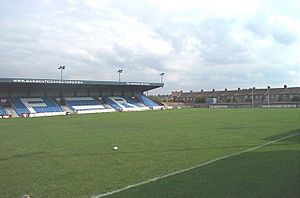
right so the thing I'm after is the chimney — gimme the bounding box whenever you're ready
[284,85,287,89]
[212,89,215,92]
[238,87,240,91]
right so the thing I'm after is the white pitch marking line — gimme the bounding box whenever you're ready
[91,132,300,198]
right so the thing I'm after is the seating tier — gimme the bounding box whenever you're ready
[138,95,160,107]
[0,106,6,116]
[11,97,63,115]
[64,97,107,111]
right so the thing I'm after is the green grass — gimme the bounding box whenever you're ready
[0,108,299,198]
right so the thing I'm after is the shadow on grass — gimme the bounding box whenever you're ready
[0,151,46,161]
[263,128,300,144]
[1,129,299,161]
[1,143,297,161]
[107,149,300,198]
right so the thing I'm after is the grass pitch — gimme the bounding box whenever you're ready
[0,108,299,198]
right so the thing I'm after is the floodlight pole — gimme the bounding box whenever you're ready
[117,69,123,82]
[58,65,66,82]
[160,72,165,83]
[251,87,254,108]
[60,69,63,81]
[267,86,270,108]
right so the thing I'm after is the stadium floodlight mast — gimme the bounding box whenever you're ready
[58,65,66,82]
[267,86,270,108]
[117,69,123,82]
[251,87,254,108]
[160,72,165,83]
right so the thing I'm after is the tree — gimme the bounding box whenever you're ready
[226,98,232,103]
[195,97,206,103]
[292,95,300,102]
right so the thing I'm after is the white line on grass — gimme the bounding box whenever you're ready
[91,132,300,198]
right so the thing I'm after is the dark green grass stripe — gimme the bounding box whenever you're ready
[106,135,300,198]
[93,133,300,198]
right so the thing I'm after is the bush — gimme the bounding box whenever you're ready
[195,97,206,103]
[226,98,232,103]
[245,98,252,102]
[292,95,300,102]
[149,96,162,102]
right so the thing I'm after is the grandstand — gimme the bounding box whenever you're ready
[11,97,64,115]
[0,98,9,117]
[105,96,149,111]
[64,97,115,114]
[138,95,162,110]
[0,78,164,118]
[0,106,6,116]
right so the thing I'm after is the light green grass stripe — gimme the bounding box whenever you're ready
[91,132,300,198]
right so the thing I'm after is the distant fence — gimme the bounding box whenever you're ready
[209,104,300,108]
[162,102,300,109]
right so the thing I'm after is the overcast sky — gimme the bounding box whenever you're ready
[0,0,299,94]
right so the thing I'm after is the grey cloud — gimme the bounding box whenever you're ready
[271,27,297,45]
[151,18,255,69]
[199,19,252,65]
[246,16,297,45]
[246,18,269,38]
[0,0,299,94]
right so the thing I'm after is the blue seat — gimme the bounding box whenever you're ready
[0,106,6,116]
[11,98,31,115]
[65,97,106,111]
[11,97,63,115]
[35,97,63,113]
[123,96,144,107]
[137,95,160,107]
[104,97,122,110]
